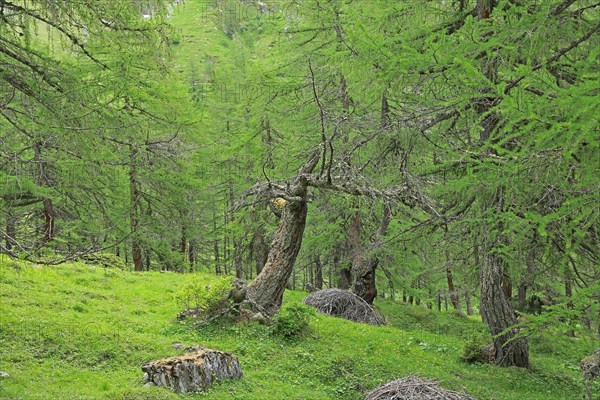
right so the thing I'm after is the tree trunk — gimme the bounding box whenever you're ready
[246,196,309,315]
[129,147,143,272]
[465,285,474,315]
[34,143,55,242]
[251,226,269,276]
[351,203,392,304]
[188,241,195,270]
[181,236,187,260]
[5,211,16,250]
[340,75,349,113]
[381,91,389,129]
[145,250,151,271]
[42,198,55,242]
[244,150,325,314]
[480,250,529,367]
[475,0,528,368]
[381,266,395,300]
[234,238,243,279]
[502,270,513,303]
[339,267,351,289]
[445,250,460,310]
[314,254,323,290]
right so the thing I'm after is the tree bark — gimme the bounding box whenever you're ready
[502,270,513,303]
[181,236,187,259]
[339,266,351,289]
[246,195,309,315]
[129,146,143,272]
[480,250,529,367]
[246,150,320,315]
[445,250,460,310]
[351,203,392,304]
[475,0,528,368]
[188,241,195,270]
[251,226,269,276]
[314,254,323,290]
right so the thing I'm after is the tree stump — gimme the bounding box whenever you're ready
[142,348,242,393]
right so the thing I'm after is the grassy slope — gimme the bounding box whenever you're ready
[1,258,597,400]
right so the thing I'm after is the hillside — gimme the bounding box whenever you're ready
[0,259,596,399]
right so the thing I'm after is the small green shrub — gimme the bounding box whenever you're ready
[175,275,233,320]
[462,332,493,363]
[272,302,315,338]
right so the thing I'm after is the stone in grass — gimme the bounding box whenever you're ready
[0,372,9,378]
[142,348,242,393]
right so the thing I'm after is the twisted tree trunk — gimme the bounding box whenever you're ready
[351,203,392,304]
[245,151,320,315]
[245,193,308,315]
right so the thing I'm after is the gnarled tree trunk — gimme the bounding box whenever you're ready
[245,151,320,315]
[351,203,392,304]
[246,194,308,315]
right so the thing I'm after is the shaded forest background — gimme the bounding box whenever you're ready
[1,0,598,370]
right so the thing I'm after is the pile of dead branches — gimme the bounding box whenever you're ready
[365,375,476,400]
[303,288,386,326]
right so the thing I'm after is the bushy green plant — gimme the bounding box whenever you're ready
[462,332,493,363]
[272,302,315,338]
[175,275,234,319]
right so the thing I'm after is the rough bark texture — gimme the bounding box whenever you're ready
[245,151,320,315]
[351,204,392,304]
[142,348,242,393]
[129,147,143,271]
[480,252,529,367]
[474,0,528,368]
[246,194,308,315]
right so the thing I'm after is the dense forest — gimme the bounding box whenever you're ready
[1,0,599,399]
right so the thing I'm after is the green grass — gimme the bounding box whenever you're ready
[0,258,597,399]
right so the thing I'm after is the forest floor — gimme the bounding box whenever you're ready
[0,258,597,400]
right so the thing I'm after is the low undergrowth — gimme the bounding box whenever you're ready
[0,258,596,399]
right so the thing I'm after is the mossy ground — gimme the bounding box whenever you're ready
[0,258,597,399]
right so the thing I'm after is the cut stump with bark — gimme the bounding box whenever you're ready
[142,348,242,393]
